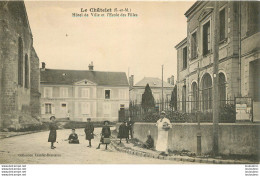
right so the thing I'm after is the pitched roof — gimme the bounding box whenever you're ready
[134,77,174,88]
[40,69,129,86]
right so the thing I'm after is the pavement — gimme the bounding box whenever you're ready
[110,136,257,164]
[0,128,189,164]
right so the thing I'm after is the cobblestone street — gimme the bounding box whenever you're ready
[0,128,189,164]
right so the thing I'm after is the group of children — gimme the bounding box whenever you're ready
[48,116,154,151]
[48,116,111,150]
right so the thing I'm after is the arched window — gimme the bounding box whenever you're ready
[219,72,226,107]
[24,54,29,88]
[18,37,23,86]
[182,85,186,112]
[191,82,198,112]
[202,73,212,111]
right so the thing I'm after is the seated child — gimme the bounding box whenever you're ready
[68,129,80,144]
[142,135,154,149]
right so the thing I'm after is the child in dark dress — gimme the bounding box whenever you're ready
[118,121,129,143]
[96,121,111,150]
[68,129,80,144]
[48,116,58,149]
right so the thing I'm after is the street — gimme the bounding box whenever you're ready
[0,128,188,164]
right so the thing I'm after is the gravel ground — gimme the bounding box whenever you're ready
[0,128,189,164]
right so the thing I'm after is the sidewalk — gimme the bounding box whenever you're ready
[110,136,257,164]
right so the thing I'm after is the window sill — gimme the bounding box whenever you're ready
[219,38,227,45]
[190,55,198,61]
[203,51,212,57]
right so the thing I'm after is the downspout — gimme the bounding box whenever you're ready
[238,1,242,97]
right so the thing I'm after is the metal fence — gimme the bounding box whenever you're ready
[118,98,236,123]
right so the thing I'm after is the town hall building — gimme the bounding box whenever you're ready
[175,1,259,121]
[40,62,129,122]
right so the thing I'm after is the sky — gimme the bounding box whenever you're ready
[25,1,195,84]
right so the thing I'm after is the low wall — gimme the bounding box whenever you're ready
[117,123,260,156]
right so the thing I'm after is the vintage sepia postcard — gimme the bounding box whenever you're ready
[0,0,259,171]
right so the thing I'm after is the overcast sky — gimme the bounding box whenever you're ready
[25,1,194,84]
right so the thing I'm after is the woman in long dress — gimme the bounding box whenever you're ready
[156,111,172,155]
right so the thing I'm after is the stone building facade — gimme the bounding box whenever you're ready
[40,63,129,122]
[0,1,41,129]
[175,1,259,120]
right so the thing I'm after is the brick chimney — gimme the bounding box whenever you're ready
[129,75,134,88]
[41,62,46,71]
[88,61,94,71]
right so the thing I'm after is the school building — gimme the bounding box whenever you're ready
[40,62,129,122]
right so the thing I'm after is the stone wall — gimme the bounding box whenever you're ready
[0,1,41,129]
[123,122,260,156]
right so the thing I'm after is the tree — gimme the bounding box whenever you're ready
[141,84,155,112]
[170,85,177,111]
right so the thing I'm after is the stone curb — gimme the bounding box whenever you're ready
[110,141,256,164]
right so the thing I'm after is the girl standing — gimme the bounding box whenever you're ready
[48,116,58,149]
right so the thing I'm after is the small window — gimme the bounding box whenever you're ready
[120,104,125,110]
[183,47,187,70]
[45,103,52,114]
[191,32,197,59]
[203,21,211,56]
[219,8,226,41]
[61,103,67,107]
[105,90,110,99]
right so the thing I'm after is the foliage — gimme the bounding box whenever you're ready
[219,103,236,122]
[141,84,155,112]
[7,122,49,132]
[169,85,177,111]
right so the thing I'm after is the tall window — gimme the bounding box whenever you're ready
[81,102,90,115]
[202,73,212,111]
[191,82,198,112]
[105,90,111,99]
[18,37,23,86]
[45,103,52,114]
[191,32,197,59]
[182,85,186,112]
[219,8,226,41]
[44,87,53,98]
[81,88,89,98]
[60,87,68,97]
[183,47,187,70]
[24,54,29,88]
[219,73,226,107]
[103,102,111,117]
[248,2,260,35]
[119,89,126,99]
[203,21,211,56]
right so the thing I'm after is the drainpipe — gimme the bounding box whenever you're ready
[238,1,242,97]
